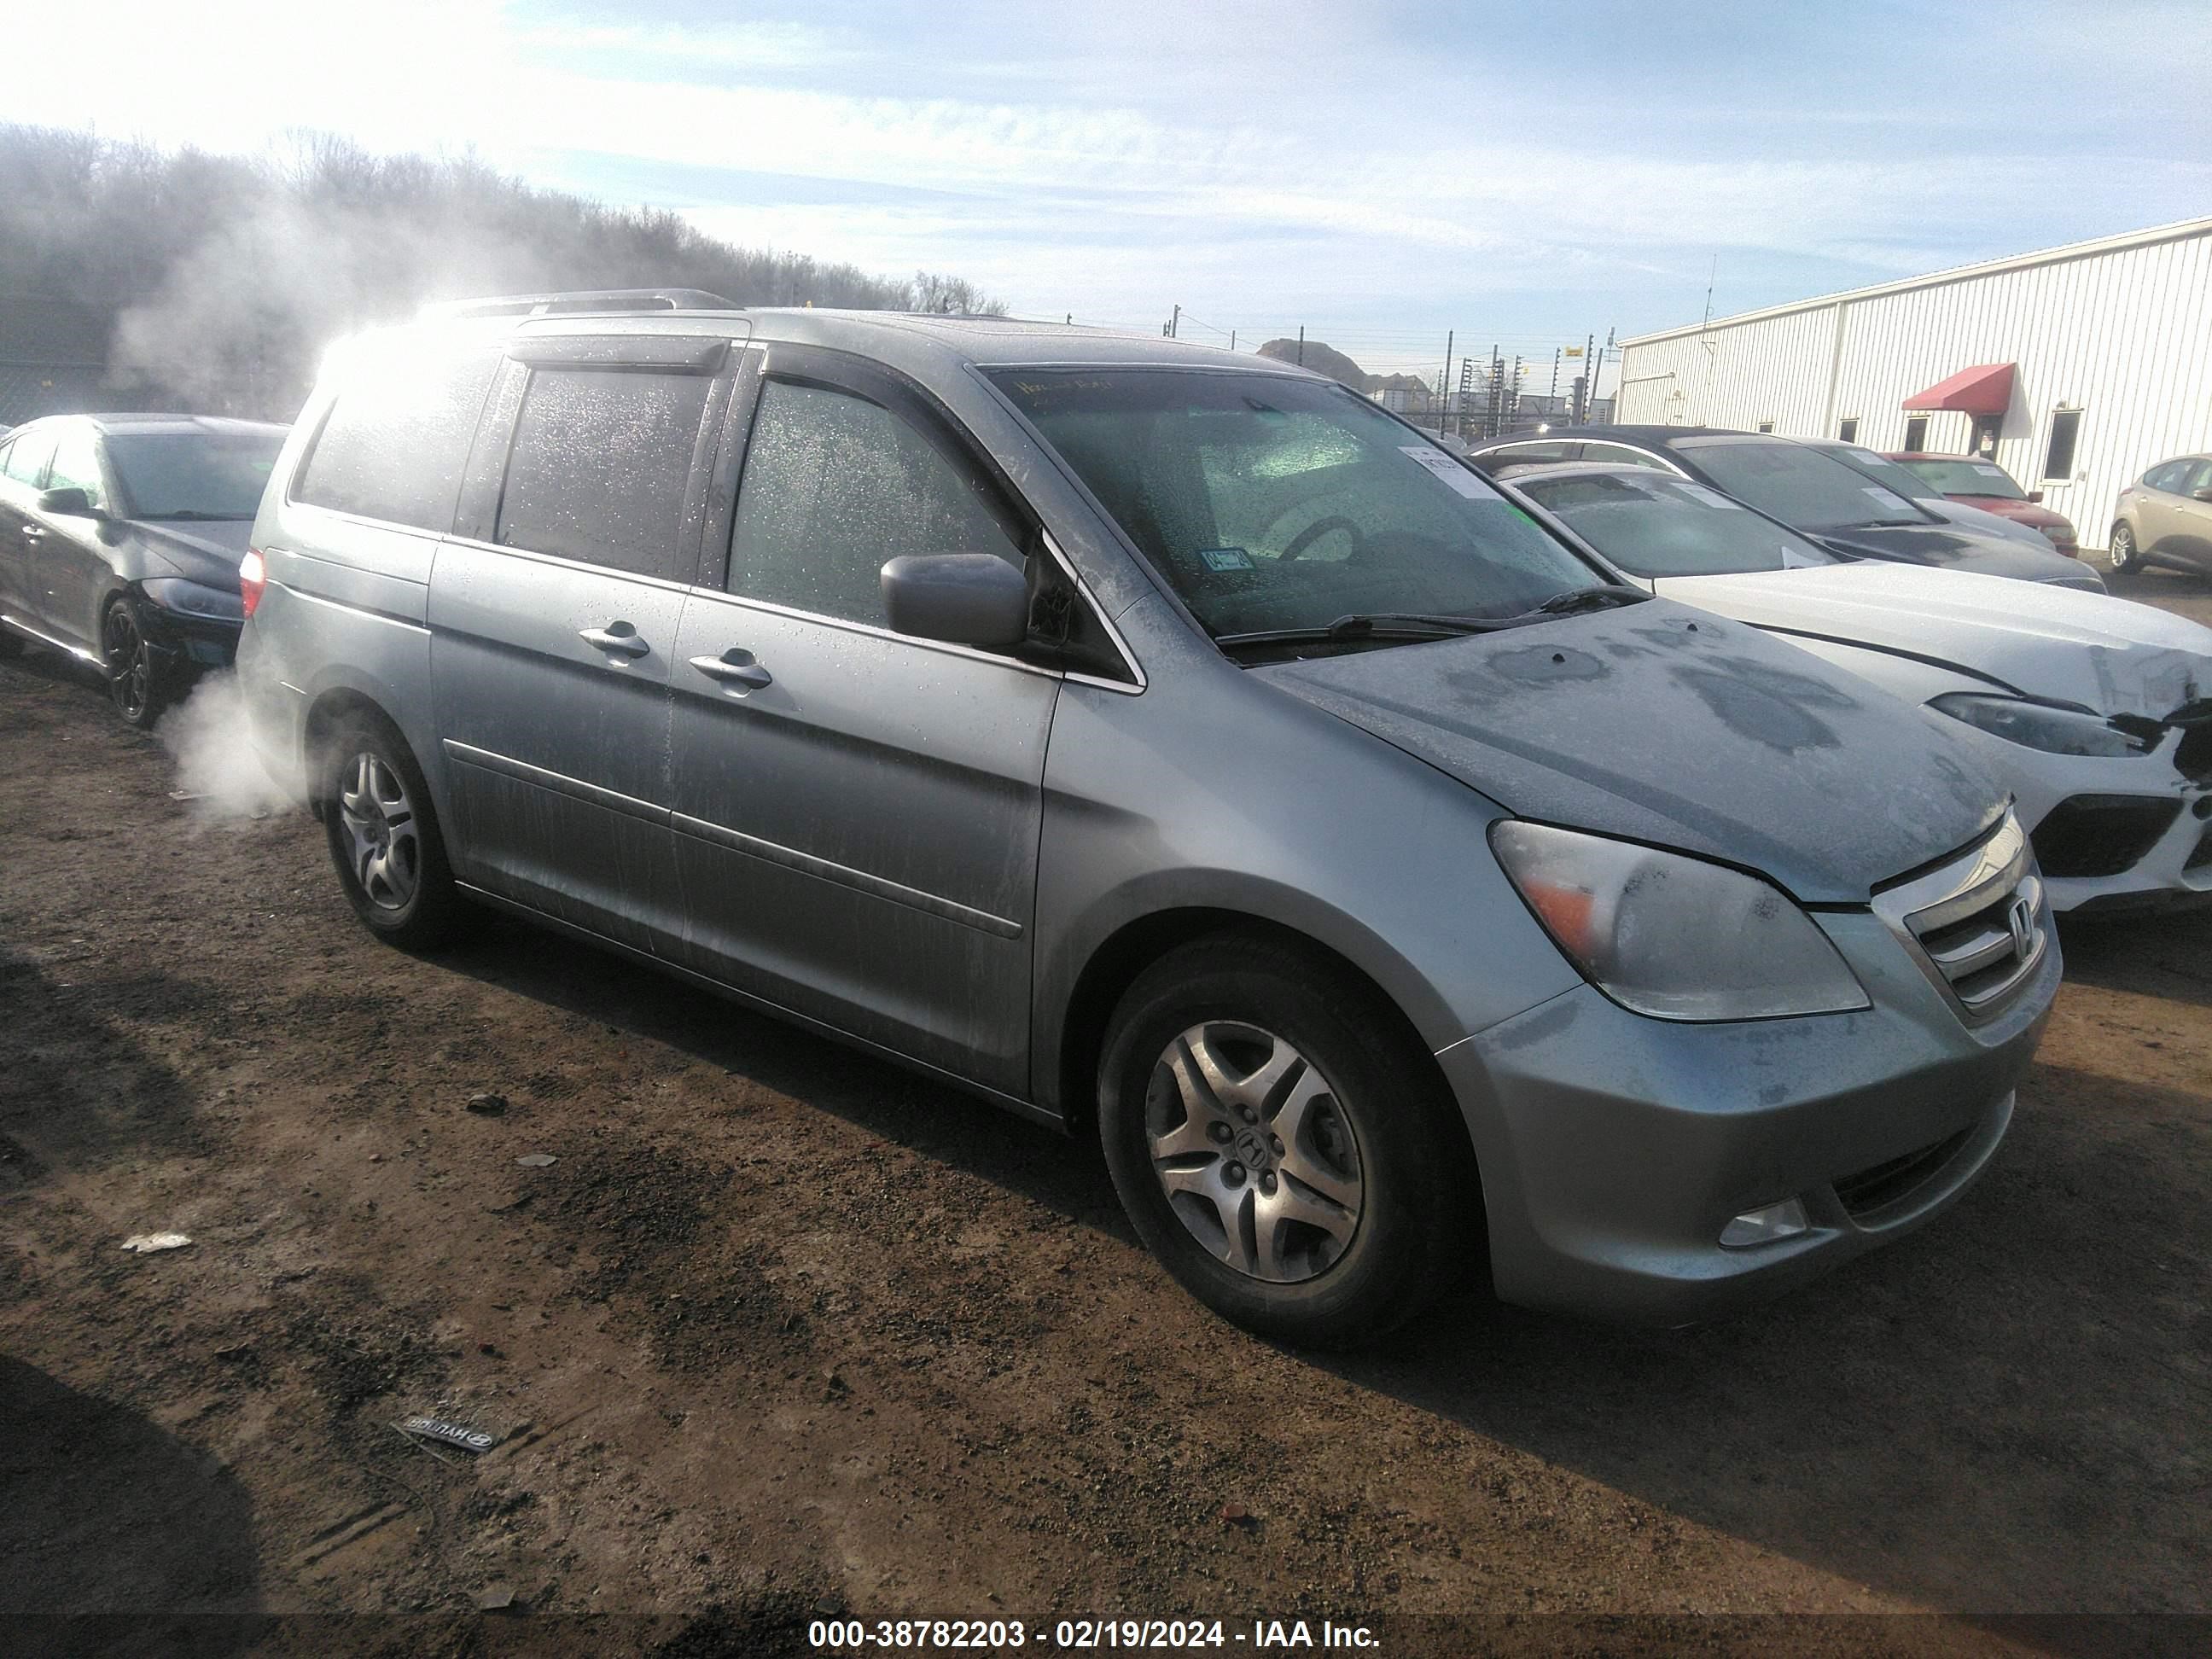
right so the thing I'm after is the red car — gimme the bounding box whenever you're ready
[1888,452,2079,554]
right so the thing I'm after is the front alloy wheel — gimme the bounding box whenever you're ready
[1146,1022,1364,1284]
[1097,934,1471,1347]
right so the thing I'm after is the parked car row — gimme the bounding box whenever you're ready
[2,300,2207,1348]
[1482,461,2212,913]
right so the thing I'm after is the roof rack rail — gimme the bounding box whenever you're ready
[422,288,738,320]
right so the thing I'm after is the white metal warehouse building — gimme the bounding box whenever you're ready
[1614,217,2212,554]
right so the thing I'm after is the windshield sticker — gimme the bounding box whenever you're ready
[1196,546,1254,571]
[1971,463,2008,479]
[1400,445,1490,499]
[1672,481,1743,510]
[1862,484,1913,511]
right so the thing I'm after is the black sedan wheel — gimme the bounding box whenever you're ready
[102,600,167,729]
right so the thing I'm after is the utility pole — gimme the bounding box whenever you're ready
[1163,304,1179,339]
[1295,325,1304,366]
[1229,330,1236,352]
[1440,330,1453,434]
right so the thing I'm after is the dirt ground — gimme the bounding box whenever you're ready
[2,568,2208,1658]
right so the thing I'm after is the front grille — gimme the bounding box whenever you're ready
[2031,794,2184,878]
[1871,813,2047,1024]
[1834,1126,1973,1218]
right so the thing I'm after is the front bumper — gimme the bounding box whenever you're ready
[1439,902,2058,1326]
[135,593,242,672]
[1947,726,2212,911]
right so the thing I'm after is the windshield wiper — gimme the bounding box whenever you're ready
[1215,612,1493,651]
[1217,591,1651,655]
[1527,584,1652,615]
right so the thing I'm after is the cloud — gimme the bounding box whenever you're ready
[13,0,2209,342]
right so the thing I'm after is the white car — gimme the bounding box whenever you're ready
[1500,463,2212,913]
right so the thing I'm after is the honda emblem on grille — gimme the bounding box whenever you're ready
[2006,896,2034,962]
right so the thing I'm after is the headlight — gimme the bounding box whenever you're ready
[1929,693,2144,757]
[1490,821,1869,1021]
[138,578,244,620]
[2039,524,2073,546]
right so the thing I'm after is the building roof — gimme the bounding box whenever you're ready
[1621,215,2212,348]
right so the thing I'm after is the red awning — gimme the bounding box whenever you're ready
[1902,363,2015,415]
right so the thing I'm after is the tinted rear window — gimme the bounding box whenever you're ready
[494,368,712,581]
[1675,438,1929,533]
[295,352,497,532]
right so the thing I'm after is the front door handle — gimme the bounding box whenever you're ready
[20,526,47,541]
[579,621,649,659]
[688,648,772,690]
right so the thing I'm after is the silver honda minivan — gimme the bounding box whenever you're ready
[238,293,2058,1346]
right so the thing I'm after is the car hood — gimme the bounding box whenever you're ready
[125,518,253,588]
[1947,495,2073,533]
[1656,563,2212,719]
[1252,601,2002,904]
[1816,519,2092,585]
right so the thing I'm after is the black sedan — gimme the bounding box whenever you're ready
[0,414,288,725]
[1469,425,2100,591]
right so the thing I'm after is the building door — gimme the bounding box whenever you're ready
[1970,415,2002,457]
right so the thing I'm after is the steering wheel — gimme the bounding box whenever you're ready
[1278,515,1367,562]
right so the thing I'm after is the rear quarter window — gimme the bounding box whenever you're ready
[294,352,498,532]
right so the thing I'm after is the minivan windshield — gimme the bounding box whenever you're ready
[989,369,1604,645]
[1899,457,2030,500]
[1674,437,1935,533]
[1513,470,1837,578]
[108,430,287,520]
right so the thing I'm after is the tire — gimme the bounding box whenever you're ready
[318,710,472,951]
[2106,521,2142,575]
[102,597,170,729]
[1097,934,1474,1348]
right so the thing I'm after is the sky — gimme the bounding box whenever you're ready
[15,0,2212,392]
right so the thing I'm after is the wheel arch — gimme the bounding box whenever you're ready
[302,686,403,812]
[1053,906,1469,1157]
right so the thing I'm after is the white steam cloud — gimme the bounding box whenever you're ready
[156,672,304,823]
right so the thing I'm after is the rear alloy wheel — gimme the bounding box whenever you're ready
[102,599,166,729]
[1098,935,1471,1348]
[2106,522,2142,575]
[322,712,471,950]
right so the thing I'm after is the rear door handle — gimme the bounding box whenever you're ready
[688,648,772,690]
[20,526,46,541]
[579,621,649,659]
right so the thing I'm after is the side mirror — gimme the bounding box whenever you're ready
[2027,490,2043,504]
[2194,487,2212,504]
[881,554,1030,648]
[38,486,102,518]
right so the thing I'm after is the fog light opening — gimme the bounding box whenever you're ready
[1720,1197,1811,1249]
